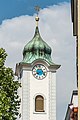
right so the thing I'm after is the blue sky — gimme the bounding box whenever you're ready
[0,0,70,24]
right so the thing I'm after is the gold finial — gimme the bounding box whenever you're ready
[35,6,40,26]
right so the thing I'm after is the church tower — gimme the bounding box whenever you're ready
[15,14,60,120]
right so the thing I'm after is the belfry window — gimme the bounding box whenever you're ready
[35,95,44,112]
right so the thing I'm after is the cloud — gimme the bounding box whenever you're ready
[0,2,77,120]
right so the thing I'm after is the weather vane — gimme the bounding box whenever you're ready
[35,6,40,26]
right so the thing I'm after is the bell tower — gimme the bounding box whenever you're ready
[15,13,60,120]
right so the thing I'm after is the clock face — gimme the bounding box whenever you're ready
[32,64,47,80]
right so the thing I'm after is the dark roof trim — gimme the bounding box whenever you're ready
[71,0,78,36]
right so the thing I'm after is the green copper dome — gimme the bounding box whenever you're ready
[22,26,53,64]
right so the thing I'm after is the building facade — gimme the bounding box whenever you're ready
[15,16,60,120]
[65,90,78,120]
[78,0,80,119]
[71,0,80,119]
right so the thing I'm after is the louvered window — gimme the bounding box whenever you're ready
[35,95,44,112]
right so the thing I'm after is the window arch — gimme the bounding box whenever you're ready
[35,95,44,112]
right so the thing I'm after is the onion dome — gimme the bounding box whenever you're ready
[22,16,53,64]
[22,26,53,64]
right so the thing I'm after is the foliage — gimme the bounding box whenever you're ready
[0,48,21,120]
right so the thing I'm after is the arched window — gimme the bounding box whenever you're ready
[35,95,44,112]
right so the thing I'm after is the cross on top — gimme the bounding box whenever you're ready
[35,6,40,15]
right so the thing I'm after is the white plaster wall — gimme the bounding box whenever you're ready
[17,78,22,120]
[30,71,49,120]
[72,95,78,107]
[49,72,56,120]
[20,66,56,120]
[21,70,30,120]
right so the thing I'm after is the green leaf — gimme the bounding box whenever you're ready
[0,48,21,119]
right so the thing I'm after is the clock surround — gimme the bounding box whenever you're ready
[32,64,47,80]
